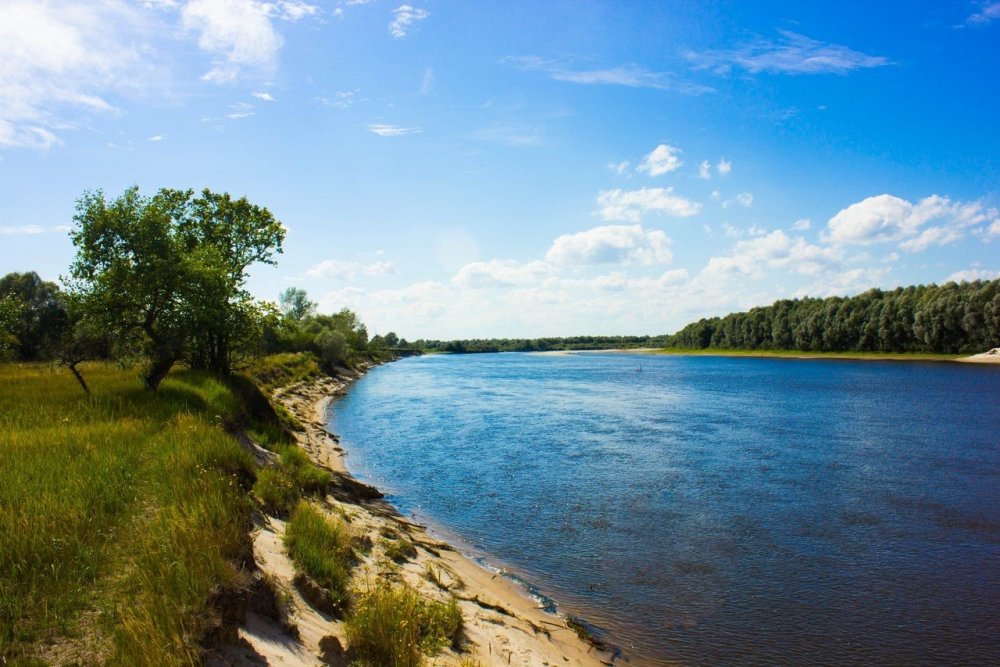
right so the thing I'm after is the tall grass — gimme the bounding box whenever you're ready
[345,580,463,667]
[0,363,255,665]
[283,501,354,613]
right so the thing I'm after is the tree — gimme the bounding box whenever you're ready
[69,186,285,389]
[279,287,316,321]
[0,294,22,359]
[0,272,68,360]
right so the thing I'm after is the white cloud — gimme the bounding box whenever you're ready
[717,157,732,175]
[502,56,714,94]
[0,0,148,149]
[701,230,842,281]
[227,111,254,119]
[147,134,164,141]
[452,260,554,288]
[596,187,701,222]
[609,161,630,175]
[686,30,890,75]
[711,190,721,201]
[698,160,711,179]
[722,223,743,239]
[305,259,397,280]
[182,0,316,83]
[545,224,673,266]
[735,192,753,208]
[985,218,1000,239]
[252,91,275,101]
[945,268,1000,283]
[966,2,1000,25]
[368,123,422,137]
[319,91,358,109]
[792,218,811,231]
[636,144,683,176]
[825,193,997,250]
[389,5,429,39]
[0,224,70,236]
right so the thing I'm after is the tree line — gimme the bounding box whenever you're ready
[665,280,1000,354]
[414,335,670,354]
[0,186,394,391]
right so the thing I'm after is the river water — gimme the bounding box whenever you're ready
[328,353,1000,665]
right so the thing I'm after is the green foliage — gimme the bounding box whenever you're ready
[68,186,285,388]
[381,537,418,563]
[0,364,255,664]
[254,467,299,515]
[243,352,323,394]
[416,334,668,354]
[0,272,68,360]
[284,502,354,613]
[346,580,463,667]
[666,279,1000,354]
[278,287,316,321]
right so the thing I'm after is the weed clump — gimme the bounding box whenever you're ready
[345,580,463,667]
[283,501,354,613]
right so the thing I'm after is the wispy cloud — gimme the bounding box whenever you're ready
[503,56,714,94]
[147,134,165,141]
[252,91,275,101]
[389,5,429,39]
[965,1,1000,25]
[0,0,149,149]
[368,123,422,137]
[470,121,541,146]
[685,30,890,76]
[305,259,397,280]
[596,188,702,222]
[0,224,70,236]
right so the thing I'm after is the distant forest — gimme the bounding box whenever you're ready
[415,279,1000,355]
[667,279,1000,354]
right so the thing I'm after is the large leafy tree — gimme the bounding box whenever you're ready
[69,186,285,389]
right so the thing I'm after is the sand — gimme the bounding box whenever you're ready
[958,348,1000,364]
[229,366,612,667]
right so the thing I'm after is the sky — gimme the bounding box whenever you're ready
[1,0,999,340]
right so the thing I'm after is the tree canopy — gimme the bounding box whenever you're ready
[69,186,285,389]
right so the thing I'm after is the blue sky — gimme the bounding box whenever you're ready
[1,0,998,339]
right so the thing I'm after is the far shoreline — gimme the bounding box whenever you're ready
[534,348,1000,364]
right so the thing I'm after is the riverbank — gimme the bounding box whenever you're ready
[235,364,612,666]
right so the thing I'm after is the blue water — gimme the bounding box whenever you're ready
[329,353,1000,665]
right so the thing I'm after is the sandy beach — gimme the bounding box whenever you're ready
[228,366,612,667]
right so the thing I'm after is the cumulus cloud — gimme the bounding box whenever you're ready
[717,157,732,175]
[792,218,811,231]
[502,56,714,94]
[0,0,147,148]
[701,230,841,281]
[596,188,701,222]
[636,143,683,176]
[389,5,429,39]
[945,268,1000,283]
[699,160,711,179]
[253,91,275,101]
[825,193,997,251]
[368,123,421,136]
[305,259,397,280]
[452,260,554,288]
[545,224,673,266]
[686,30,890,75]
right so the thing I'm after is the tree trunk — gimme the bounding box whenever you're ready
[65,361,90,395]
[143,354,175,391]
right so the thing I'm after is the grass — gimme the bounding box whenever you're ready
[253,445,332,516]
[381,537,418,563]
[649,347,965,361]
[283,501,354,613]
[0,362,256,665]
[345,579,463,667]
[243,352,323,394]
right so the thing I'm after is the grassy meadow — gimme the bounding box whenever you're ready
[0,362,256,665]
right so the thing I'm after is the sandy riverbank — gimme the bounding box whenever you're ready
[957,348,1000,364]
[231,366,613,667]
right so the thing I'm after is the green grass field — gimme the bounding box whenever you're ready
[0,363,256,665]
